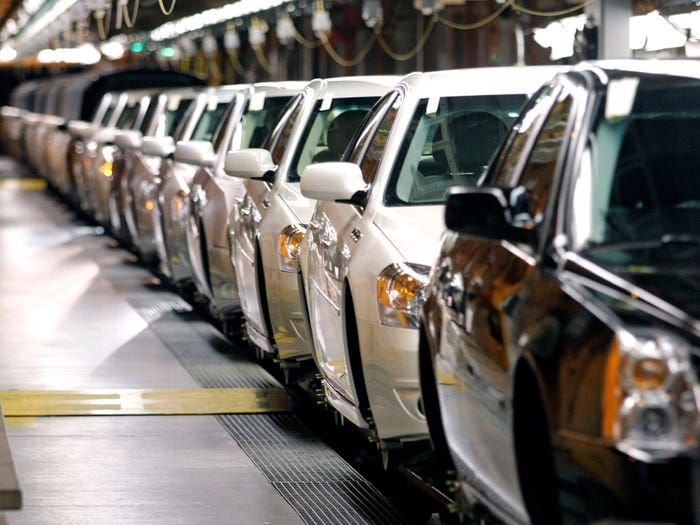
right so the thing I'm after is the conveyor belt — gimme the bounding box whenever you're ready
[128,292,411,524]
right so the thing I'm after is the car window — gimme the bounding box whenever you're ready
[163,97,194,138]
[268,94,304,164]
[288,96,377,183]
[516,89,573,224]
[346,91,401,165]
[190,99,230,142]
[572,75,700,262]
[489,85,558,187]
[351,94,401,192]
[115,102,139,129]
[386,94,525,205]
[238,95,291,149]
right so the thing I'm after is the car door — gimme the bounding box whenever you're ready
[234,93,307,345]
[438,82,577,516]
[307,91,402,418]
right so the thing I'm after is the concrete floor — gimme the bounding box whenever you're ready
[0,161,305,524]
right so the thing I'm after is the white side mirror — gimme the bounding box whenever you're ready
[300,162,366,203]
[223,148,276,182]
[173,140,216,168]
[141,136,175,158]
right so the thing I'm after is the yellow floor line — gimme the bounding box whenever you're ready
[0,387,291,417]
[0,178,46,191]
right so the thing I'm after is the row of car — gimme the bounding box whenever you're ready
[3,60,699,525]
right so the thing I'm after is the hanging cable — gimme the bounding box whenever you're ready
[375,13,437,61]
[122,0,140,29]
[293,27,322,48]
[95,6,112,41]
[320,31,377,68]
[227,49,247,77]
[253,45,273,73]
[511,0,597,17]
[437,0,513,30]
[157,0,176,16]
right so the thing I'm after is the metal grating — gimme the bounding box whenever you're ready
[128,292,410,524]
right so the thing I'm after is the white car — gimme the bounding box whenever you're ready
[299,66,562,464]
[90,90,158,226]
[185,81,305,323]
[156,85,248,287]
[224,76,397,378]
[112,86,203,256]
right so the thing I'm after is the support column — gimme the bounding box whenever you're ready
[586,0,633,59]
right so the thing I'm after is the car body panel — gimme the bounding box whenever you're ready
[421,61,700,524]
[301,66,563,440]
[157,86,248,285]
[230,76,399,361]
[186,82,305,317]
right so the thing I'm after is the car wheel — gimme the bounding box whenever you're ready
[513,362,562,525]
[343,287,372,423]
[418,324,455,474]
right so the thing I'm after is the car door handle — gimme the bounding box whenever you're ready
[261,198,270,209]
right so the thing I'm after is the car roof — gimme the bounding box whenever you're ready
[249,81,307,98]
[305,75,401,98]
[397,65,566,97]
[576,59,700,83]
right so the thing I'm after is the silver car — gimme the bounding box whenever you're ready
[185,81,305,324]
[224,76,397,377]
[156,85,248,287]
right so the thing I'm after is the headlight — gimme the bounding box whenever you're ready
[98,161,113,178]
[278,224,306,272]
[603,327,699,461]
[377,262,430,328]
[139,181,157,212]
[172,190,188,219]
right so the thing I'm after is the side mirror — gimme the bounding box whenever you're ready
[224,148,276,183]
[93,126,118,144]
[300,162,366,204]
[174,140,216,168]
[141,136,175,158]
[66,120,96,140]
[113,129,143,150]
[445,186,536,244]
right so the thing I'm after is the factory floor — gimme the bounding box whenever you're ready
[0,157,415,525]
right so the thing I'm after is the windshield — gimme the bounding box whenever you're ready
[571,76,700,265]
[287,97,377,183]
[240,96,290,149]
[385,94,526,205]
[190,100,230,142]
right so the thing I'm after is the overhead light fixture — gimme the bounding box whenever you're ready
[150,0,293,42]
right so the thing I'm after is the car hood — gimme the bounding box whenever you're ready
[371,204,445,266]
[563,254,700,336]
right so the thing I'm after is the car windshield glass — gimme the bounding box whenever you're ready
[164,98,194,137]
[115,102,139,129]
[287,97,377,183]
[240,96,291,149]
[571,75,700,265]
[385,94,526,205]
[190,100,230,142]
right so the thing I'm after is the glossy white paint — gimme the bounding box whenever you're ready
[229,76,398,363]
[299,162,365,202]
[300,66,563,441]
[224,148,276,180]
[141,136,175,157]
[174,140,217,168]
[187,82,305,318]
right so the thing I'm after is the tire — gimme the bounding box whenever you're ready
[513,362,562,525]
[343,287,372,423]
[418,324,455,473]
